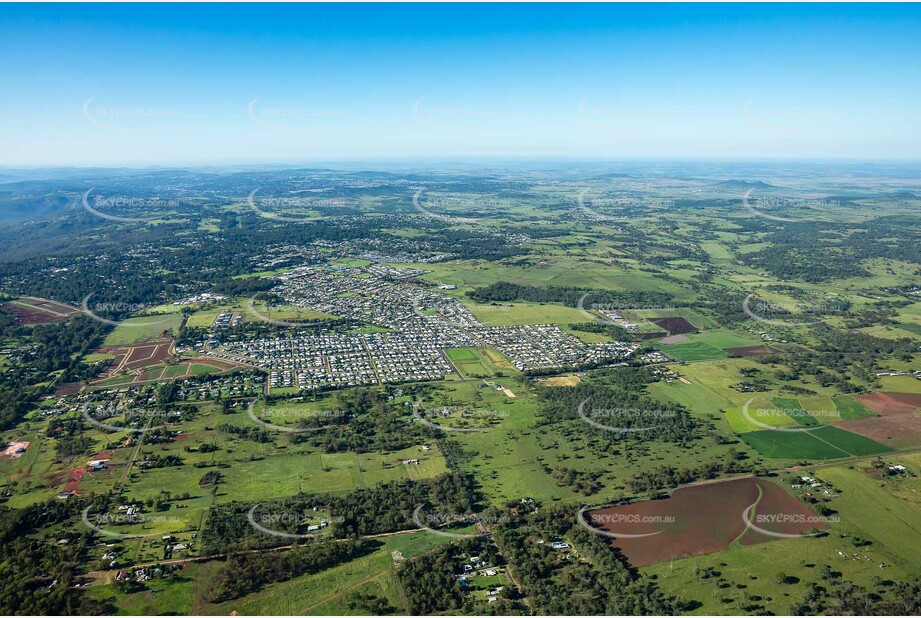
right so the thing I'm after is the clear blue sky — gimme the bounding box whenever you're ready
[2,3,920,165]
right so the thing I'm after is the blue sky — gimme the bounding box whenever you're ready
[2,3,920,165]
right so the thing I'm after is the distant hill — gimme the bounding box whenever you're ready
[0,191,74,224]
[715,179,777,189]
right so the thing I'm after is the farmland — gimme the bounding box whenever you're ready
[0,162,919,616]
[645,454,921,615]
[583,477,823,567]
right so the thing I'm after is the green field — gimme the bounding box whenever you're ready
[102,313,185,346]
[741,426,891,460]
[680,329,765,350]
[832,395,876,420]
[662,341,729,361]
[444,347,513,379]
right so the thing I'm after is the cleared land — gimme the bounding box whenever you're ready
[1,296,79,324]
[584,478,821,567]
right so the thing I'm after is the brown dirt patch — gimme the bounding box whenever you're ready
[1,297,78,324]
[836,413,921,448]
[122,343,173,370]
[54,382,84,396]
[3,305,66,324]
[537,375,582,387]
[659,334,689,344]
[855,392,921,416]
[881,392,921,407]
[647,317,697,335]
[724,345,782,357]
[584,478,822,567]
[92,342,174,381]
[64,467,86,493]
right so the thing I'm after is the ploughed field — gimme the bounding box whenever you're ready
[1,296,79,324]
[583,477,824,567]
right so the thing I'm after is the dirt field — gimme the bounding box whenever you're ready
[855,392,921,416]
[837,392,921,447]
[659,334,689,344]
[537,375,582,387]
[2,296,79,324]
[122,343,174,370]
[54,382,83,396]
[92,354,244,387]
[584,478,822,567]
[647,317,697,335]
[94,342,175,380]
[836,414,921,448]
[724,344,782,357]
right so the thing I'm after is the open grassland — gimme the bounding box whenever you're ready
[815,455,921,571]
[449,386,755,506]
[878,375,921,394]
[102,313,185,346]
[128,442,447,504]
[397,257,696,301]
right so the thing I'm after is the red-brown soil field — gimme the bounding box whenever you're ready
[724,345,782,357]
[647,316,697,335]
[838,392,921,447]
[855,392,921,416]
[1,297,79,324]
[583,477,824,567]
